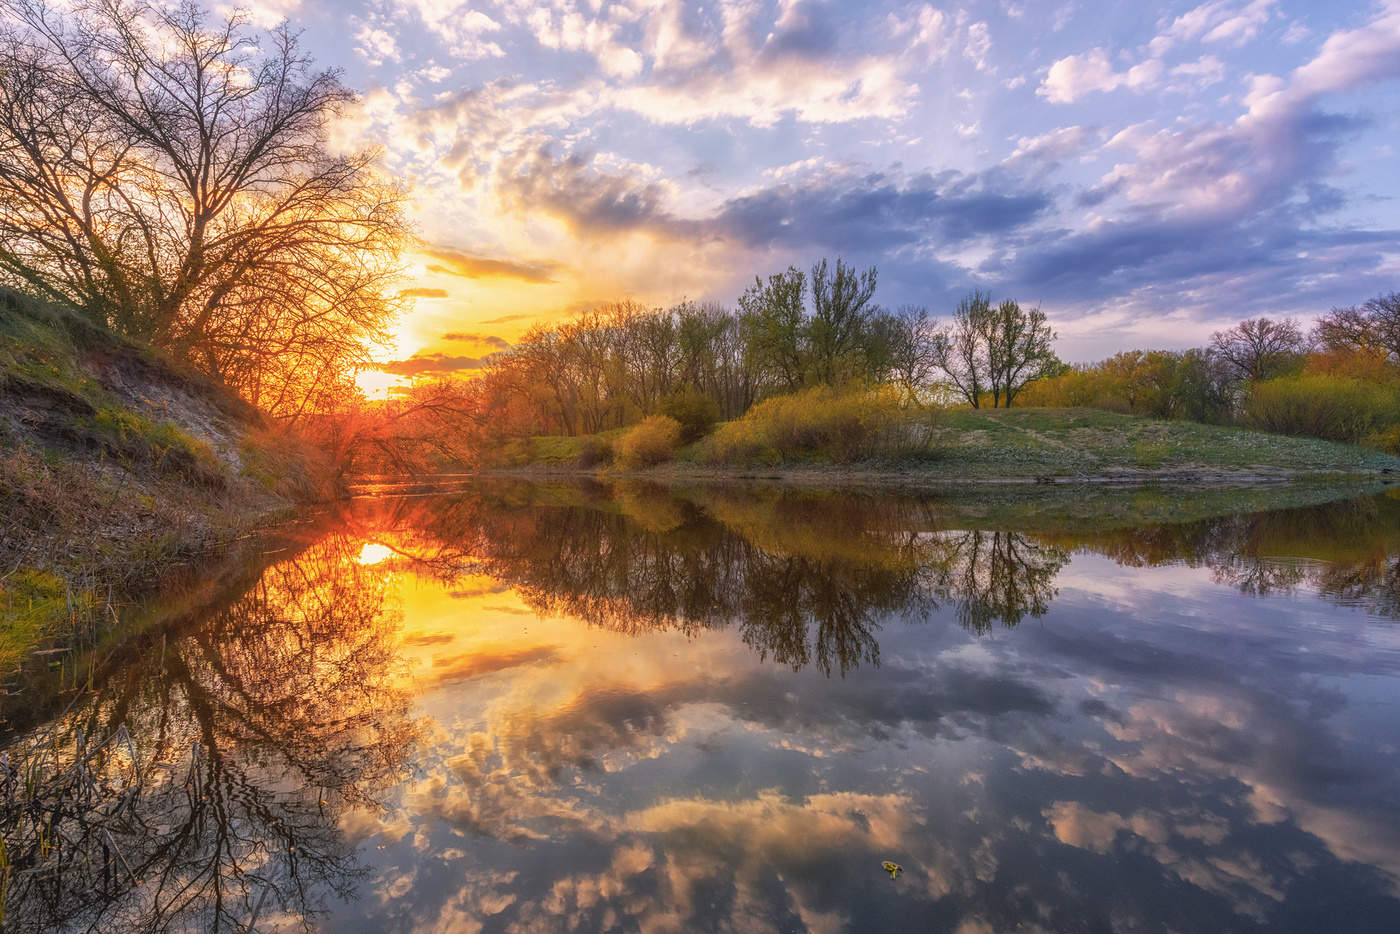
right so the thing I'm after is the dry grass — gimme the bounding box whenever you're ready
[695,385,939,466]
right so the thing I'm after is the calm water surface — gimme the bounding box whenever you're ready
[4,481,1400,933]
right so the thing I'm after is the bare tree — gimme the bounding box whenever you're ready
[0,0,408,419]
[1208,317,1305,382]
[883,305,940,402]
[932,291,995,407]
[1314,292,1400,364]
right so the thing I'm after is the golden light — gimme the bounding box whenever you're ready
[354,367,404,398]
[357,542,395,565]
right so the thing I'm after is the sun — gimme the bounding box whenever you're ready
[357,542,395,565]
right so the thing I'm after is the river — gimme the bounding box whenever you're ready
[3,479,1399,932]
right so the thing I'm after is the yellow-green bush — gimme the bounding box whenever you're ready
[660,389,721,443]
[1246,374,1398,444]
[696,385,936,465]
[1363,424,1400,455]
[616,415,683,468]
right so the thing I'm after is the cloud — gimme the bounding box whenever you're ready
[601,1,918,127]
[499,148,1049,252]
[497,146,695,238]
[397,287,450,299]
[443,332,511,350]
[1000,0,1400,338]
[1166,0,1277,47]
[419,243,558,284]
[430,645,560,683]
[1004,125,1094,168]
[393,0,504,58]
[1039,48,1164,103]
[714,171,1050,251]
[376,353,491,376]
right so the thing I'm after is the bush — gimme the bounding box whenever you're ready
[616,415,683,468]
[696,385,937,465]
[575,435,614,467]
[1363,424,1400,456]
[660,389,720,443]
[1246,375,1398,444]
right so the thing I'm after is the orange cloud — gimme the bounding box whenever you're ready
[420,243,559,284]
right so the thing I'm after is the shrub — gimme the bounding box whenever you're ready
[1363,424,1400,456]
[696,385,937,465]
[1246,374,1398,444]
[660,389,720,443]
[616,415,683,468]
[575,435,614,467]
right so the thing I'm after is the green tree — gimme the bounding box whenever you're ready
[987,299,1057,407]
[738,266,808,391]
[807,258,879,386]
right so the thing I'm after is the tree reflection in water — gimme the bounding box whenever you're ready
[341,481,1400,679]
[4,480,1399,931]
[0,533,417,933]
[344,484,1072,677]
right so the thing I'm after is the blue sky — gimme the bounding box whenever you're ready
[237,0,1400,363]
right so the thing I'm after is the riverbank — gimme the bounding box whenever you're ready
[481,407,1400,484]
[0,290,331,674]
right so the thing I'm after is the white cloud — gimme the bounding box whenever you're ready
[355,23,401,66]
[394,0,505,59]
[1005,125,1092,165]
[1039,48,1164,103]
[887,3,952,60]
[217,0,300,29]
[527,6,643,79]
[1167,0,1276,46]
[965,21,992,71]
[1171,54,1227,89]
[1243,0,1400,122]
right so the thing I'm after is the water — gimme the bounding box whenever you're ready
[4,480,1400,933]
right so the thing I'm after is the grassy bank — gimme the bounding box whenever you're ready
[925,407,1400,478]
[486,403,1400,482]
[0,289,329,676]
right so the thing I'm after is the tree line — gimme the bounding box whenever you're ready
[462,258,1058,448]
[1021,293,1400,453]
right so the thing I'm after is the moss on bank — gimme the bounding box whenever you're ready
[0,289,329,678]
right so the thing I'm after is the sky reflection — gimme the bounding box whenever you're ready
[319,484,1400,933]
[4,482,1400,932]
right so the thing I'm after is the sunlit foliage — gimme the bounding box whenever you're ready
[696,384,938,465]
[1019,300,1400,455]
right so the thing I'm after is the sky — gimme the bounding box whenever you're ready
[232,0,1400,380]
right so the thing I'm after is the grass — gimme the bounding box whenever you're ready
[0,569,88,675]
[694,385,937,466]
[0,288,322,681]
[494,405,1400,480]
[84,405,227,486]
[927,407,1400,477]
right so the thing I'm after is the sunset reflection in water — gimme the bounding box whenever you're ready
[4,481,1400,932]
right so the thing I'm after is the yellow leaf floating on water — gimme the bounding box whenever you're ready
[882,861,903,879]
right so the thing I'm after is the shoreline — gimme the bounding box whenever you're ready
[350,463,1400,496]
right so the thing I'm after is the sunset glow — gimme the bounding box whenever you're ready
[275,0,1400,376]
